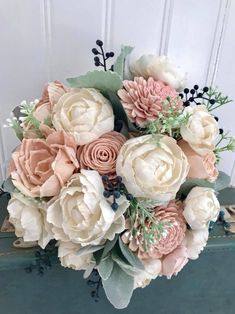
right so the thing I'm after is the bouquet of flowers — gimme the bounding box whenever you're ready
[3,40,235,309]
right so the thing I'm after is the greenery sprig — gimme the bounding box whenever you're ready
[145,97,190,139]
[214,130,235,163]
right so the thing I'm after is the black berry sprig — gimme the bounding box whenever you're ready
[179,85,232,111]
[102,176,133,211]
[24,240,57,276]
[91,40,115,71]
[87,270,102,302]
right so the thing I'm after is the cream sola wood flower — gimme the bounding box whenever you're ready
[52,88,114,145]
[47,169,129,246]
[116,134,189,204]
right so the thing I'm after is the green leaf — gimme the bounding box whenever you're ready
[2,176,15,194]
[118,237,144,270]
[113,45,134,79]
[111,250,140,276]
[97,256,114,280]
[102,235,119,258]
[66,70,123,94]
[177,178,215,199]
[215,171,230,191]
[102,263,134,309]
[76,244,104,257]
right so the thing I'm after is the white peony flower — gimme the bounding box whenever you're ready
[47,170,129,246]
[180,105,219,156]
[134,258,162,289]
[184,228,209,260]
[58,241,95,271]
[52,88,114,145]
[130,55,187,91]
[7,192,53,249]
[183,187,220,230]
[116,135,189,205]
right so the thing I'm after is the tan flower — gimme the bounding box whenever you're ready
[11,131,79,197]
[118,77,182,126]
[178,140,218,182]
[77,131,126,180]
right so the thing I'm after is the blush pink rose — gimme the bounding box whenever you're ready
[122,201,186,260]
[162,245,189,279]
[117,77,182,126]
[178,140,218,182]
[11,131,79,197]
[77,131,126,180]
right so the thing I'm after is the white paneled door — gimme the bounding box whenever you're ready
[0,0,235,183]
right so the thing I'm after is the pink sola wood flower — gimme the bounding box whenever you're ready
[122,200,186,260]
[117,77,183,126]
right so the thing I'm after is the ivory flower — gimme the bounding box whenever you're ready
[134,258,162,289]
[47,170,129,246]
[116,135,189,204]
[183,187,220,230]
[7,193,53,249]
[58,241,94,271]
[52,88,114,145]
[180,105,219,156]
[130,55,187,91]
[184,228,209,260]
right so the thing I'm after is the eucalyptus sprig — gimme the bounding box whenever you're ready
[145,97,190,139]
[206,87,232,111]
[214,130,235,163]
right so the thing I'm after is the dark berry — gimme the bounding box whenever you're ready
[109,51,114,57]
[113,191,121,199]
[214,116,219,121]
[103,190,110,198]
[198,93,203,97]
[92,48,99,55]
[110,65,114,71]
[126,193,134,201]
[203,87,209,92]
[111,202,119,211]
[219,128,224,134]
[96,40,103,46]
[116,176,122,183]
[166,96,171,102]
[94,56,100,62]
[209,99,216,105]
[95,62,100,67]
[184,101,190,107]
[194,85,199,90]
[179,93,184,99]
[102,175,109,182]
[184,88,189,94]
[189,97,194,102]
[105,52,110,58]
[190,89,195,95]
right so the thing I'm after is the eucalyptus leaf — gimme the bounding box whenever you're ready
[2,176,15,194]
[215,171,230,191]
[177,178,215,199]
[113,45,134,79]
[118,237,144,270]
[97,256,114,280]
[111,250,140,276]
[76,244,104,257]
[102,235,119,259]
[66,70,122,94]
[102,263,134,309]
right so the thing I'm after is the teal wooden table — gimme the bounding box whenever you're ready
[1,189,235,314]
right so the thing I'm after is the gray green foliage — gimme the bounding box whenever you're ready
[113,45,134,79]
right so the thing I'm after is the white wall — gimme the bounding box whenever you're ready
[0,0,235,183]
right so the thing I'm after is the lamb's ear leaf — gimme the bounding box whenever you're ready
[214,171,230,191]
[97,255,114,280]
[102,263,134,309]
[118,237,144,270]
[113,45,134,79]
[2,176,15,194]
[66,70,122,94]
[76,244,105,257]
